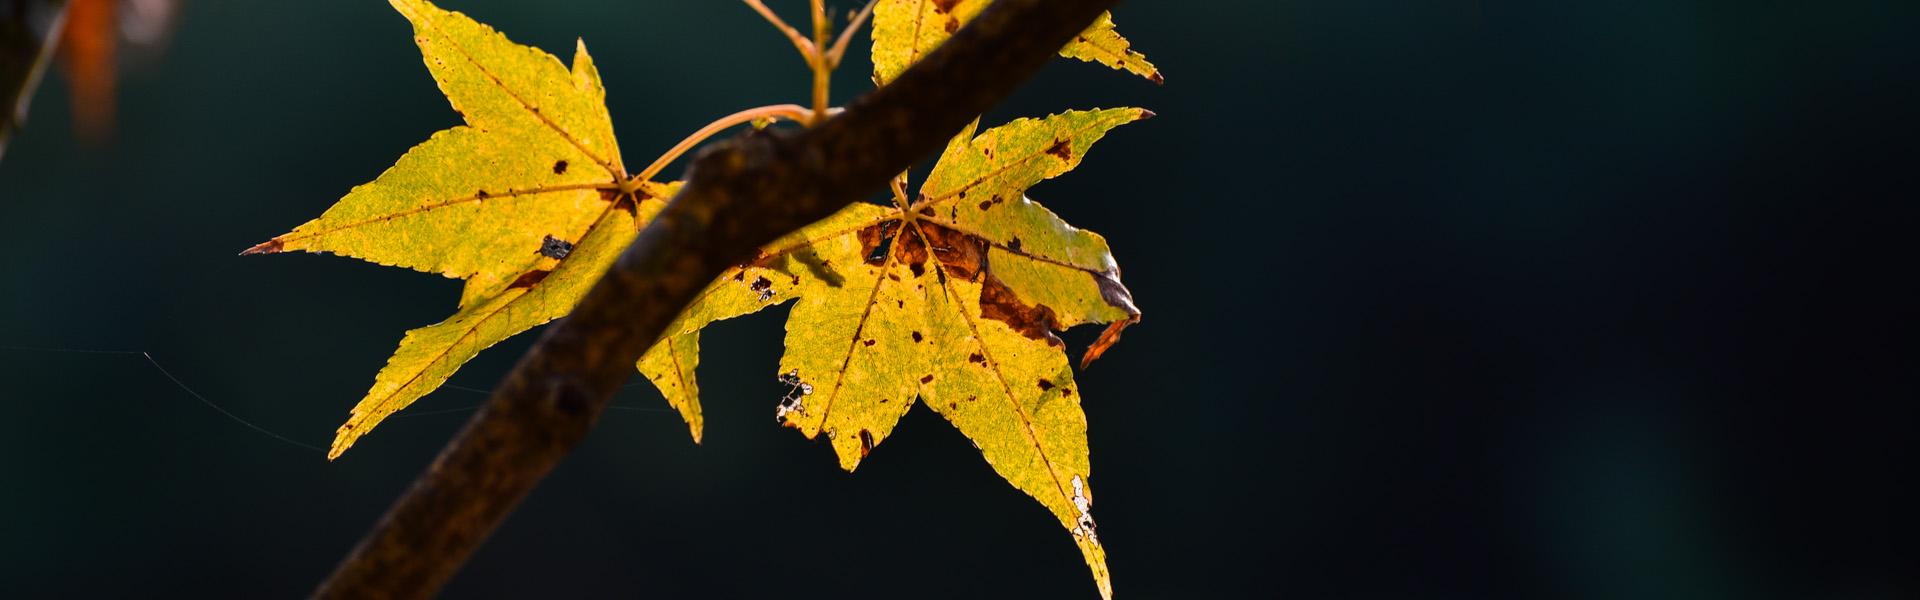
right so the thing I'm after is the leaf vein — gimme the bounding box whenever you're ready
[346,201,623,442]
[278,182,609,246]
[921,224,1080,518]
[811,223,908,431]
[406,2,624,177]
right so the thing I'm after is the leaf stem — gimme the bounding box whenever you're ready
[889,171,911,208]
[827,0,878,68]
[809,0,832,125]
[742,1,873,126]
[633,104,816,184]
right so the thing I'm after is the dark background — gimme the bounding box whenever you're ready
[2,1,1915,598]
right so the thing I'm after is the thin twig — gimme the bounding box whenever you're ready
[809,0,832,124]
[827,0,879,67]
[633,104,814,183]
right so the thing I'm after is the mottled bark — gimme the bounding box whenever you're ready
[312,0,1122,598]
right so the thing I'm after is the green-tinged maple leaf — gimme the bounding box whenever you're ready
[651,108,1147,599]
[243,0,696,457]
[870,0,1160,85]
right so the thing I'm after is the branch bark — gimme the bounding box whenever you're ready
[312,0,1121,597]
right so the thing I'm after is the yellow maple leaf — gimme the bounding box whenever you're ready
[651,108,1147,599]
[870,0,1160,85]
[243,0,693,457]
[248,3,1153,597]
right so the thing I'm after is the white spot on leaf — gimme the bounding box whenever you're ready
[1069,475,1098,545]
[775,370,812,424]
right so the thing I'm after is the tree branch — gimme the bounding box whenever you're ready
[311,0,1121,598]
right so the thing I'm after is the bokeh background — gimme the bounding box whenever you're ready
[3,1,1916,598]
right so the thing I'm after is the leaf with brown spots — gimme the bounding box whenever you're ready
[246,3,1159,597]
[655,108,1148,599]
[242,0,696,458]
[872,0,1160,85]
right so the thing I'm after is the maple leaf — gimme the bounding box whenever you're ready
[640,0,1159,451]
[630,5,1158,597]
[647,108,1147,599]
[870,0,1160,85]
[248,2,1152,596]
[242,0,690,457]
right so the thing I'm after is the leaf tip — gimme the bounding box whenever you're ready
[836,450,865,473]
[1078,535,1115,600]
[571,37,594,66]
[328,420,364,460]
[1079,317,1137,370]
[239,238,285,256]
[1135,108,1156,121]
[1147,70,1164,86]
